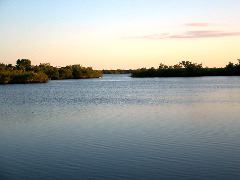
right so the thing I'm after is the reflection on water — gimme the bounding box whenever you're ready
[0,75,240,179]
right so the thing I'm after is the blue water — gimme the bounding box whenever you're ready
[0,74,240,179]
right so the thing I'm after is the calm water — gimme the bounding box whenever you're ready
[1,74,240,180]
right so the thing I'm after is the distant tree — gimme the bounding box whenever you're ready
[1,59,102,84]
[0,63,6,70]
[225,61,240,75]
[225,62,234,70]
[39,63,59,80]
[237,59,240,66]
[179,61,203,76]
[7,64,14,70]
[72,65,85,78]
[59,67,72,79]
[158,63,168,69]
[16,59,32,71]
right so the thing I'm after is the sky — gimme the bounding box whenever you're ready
[0,0,240,69]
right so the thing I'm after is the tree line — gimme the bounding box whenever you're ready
[131,60,240,77]
[0,59,102,84]
[102,69,132,74]
[1,59,240,84]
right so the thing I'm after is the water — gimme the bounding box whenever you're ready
[0,74,240,180]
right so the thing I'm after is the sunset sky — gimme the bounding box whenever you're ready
[1,0,240,69]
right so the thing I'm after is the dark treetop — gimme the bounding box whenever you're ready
[131,60,240,78]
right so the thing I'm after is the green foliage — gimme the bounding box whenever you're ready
[225,61,240,75]
[132,60,240,77]
[0,71,11,84]
[70,65,102,79]
[35,64,102,80]
[0,59,102,84]
[0,63,6,70]
[16,59,32,71]
[38,63,59,80]
[102,69,132,74]
[0,70,48,84]
[59,66,73,79]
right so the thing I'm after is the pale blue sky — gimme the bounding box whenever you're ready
[1,0,240,68]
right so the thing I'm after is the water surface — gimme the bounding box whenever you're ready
[1,74,240,179]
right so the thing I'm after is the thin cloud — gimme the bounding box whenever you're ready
[139,30,240,39]
[185,23,209,27]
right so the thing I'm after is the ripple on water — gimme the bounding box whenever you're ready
[1,75,240,179]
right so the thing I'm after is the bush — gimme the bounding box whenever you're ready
[0,70,48,84]
[0,59,103,84]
